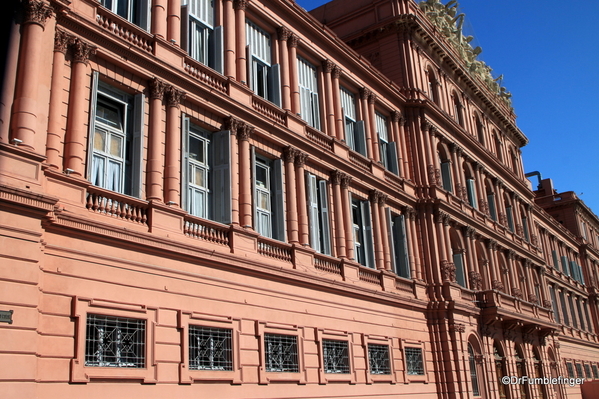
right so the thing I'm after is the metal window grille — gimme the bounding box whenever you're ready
[368,343,391,375]
[264,334,299,372]
[189,326,232,371]
[85,314,145,368]
[323,339,350,374]
[592,364,599,379]
[566,362,575,378]
[405,347,425,375]
[575,363,584,378]
[468,345,480,396]
[584,364,592,379]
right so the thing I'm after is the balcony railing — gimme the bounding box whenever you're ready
[314,254,343,276]
[348,151,371,172]
[85,187,149,226]
[358,267,380,285]
[183,215,230,246]
[183,58,228,94]
[305,126,334,152]
[257,237,292,263]
[96,9,154,53]
[252,95,286,125]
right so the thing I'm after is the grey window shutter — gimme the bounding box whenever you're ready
[561,256,570,276]
[311,92,321,131]
[131,92,145,198]
[355,120,367,156]
[506,207,514,231]
[246,45,253,89]
[273,158,286,242]
[453,253,466,287]
[552,250,559,269]
[307,173,320,252]
[387,142,399,175]
[213,26,224,74]
[318,179,331,256]
[441,162,452,192]
[269,63,282,108]
[180,114,190,212]
[385,208,397,273]
[86,71,100,182]
[181,6,189,52]
[467,179,477,208]
[579,263,585,285]
[360,200,375,269]
[396,214,410,278]
[488,193,497,220]
[250,146,256,230]
[211,130,231,224]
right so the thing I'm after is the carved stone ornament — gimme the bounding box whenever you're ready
[392,110,402,124]
[332,66,342,79]
[277,26,292,42]
[503,329,516,341]
[288,34,299,48]
[233,0,248,11]
[527,293,539,305]
[54,29,74,54]
[72,39,97,64]
[368,93,377,105]
[283,146,299,164]
[225,116,254,141]
[340,174,352,189]
[322,59,336,74]
[359,87,371,100]
[492,279,504,291]
[150,77,167,100]
[511,287,523,299]
[450,323,466,333]
[441,260,456,283]
[403,206,416,220]
[294,152,308,168]
[330,170,342,186]
[166,86,186,108]
[23,0,54,28]
[469,270,482,291]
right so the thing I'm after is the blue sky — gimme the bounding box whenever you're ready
[297,0,599,215]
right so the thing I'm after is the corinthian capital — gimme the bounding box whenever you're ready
[166,86,186,108]
[72,39,97,65]
[23,0,54,28]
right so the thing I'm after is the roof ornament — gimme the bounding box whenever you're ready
[419,0,512,109]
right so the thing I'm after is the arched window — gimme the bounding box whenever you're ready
[521,208,530,242]
[450,228,466,287]
[493,131,503,162]
[486,180,497,221]
[494,343,509,399]
[510,148,519,175]
[475,114,485,145]
[427,67,439,105]
[468,343,481,397]
[504,196,514,232]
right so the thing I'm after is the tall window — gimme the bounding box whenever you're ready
[351,196,375,268]
[387,209,410,278]
[264,334,299,373]
[522,213,530,241]
[475,116,485,145]
[549,285,560,323]
[88,75,144,198]
[468,344,480,397]
[438,147,453,192]
[453,251,466,287]
[322,339,350,374]
[505,203,514,232]
[182,117,231,223]
[515,345,528,399]
[487,188,497,221]
[426,67,438,105]
[99,0,150,30]
[559,290,570,326]
[307,173,331,255]
[376,112,399,174]
[252,151,285,241]
[341,87,366,156]
[189,326,232,371]
[297,57,320,130]
[466,177,477,208]
[181,0,223,73]
[246,21,281,106]
[494,344,507,399]
[452,93,464,127]
[85,314,145,368]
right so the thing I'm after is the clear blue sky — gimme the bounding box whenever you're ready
[297,0,599,215]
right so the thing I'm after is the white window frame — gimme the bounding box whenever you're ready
[252,148,285,241]
[386,208,410,278]
[307,173,331,255]
[297,57,321,130]
[376,112,399,174]
[181,0,224,73]
[100,0,150,30]
[351,194,375,269]
[466,178,477,208]
[87,72,144,198]
[246,20,281,106]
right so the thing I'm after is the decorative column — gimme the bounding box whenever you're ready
[11,0,54,150]
[322,60,336,138]
[164,86,186,205]
[237,122,254,228]
[359,87,373,158]
[146,78,166,201]
[234,0,247,84]
[368,92,380,162]
[225,117,240,225]
[451,144,464,199]
[506,250,519,298]
[330,170,346,258]
[64,39,96,176]
[295,152,310,246]
[369,191,387,270]
[277,26,292,111]
[152,0,167,39]
[392,111,407,178]
[378,197,391,271]
[332,67,343,141]
[223,0,236,79]
[341,174,354,260]
[487,240,503,291]
[436,211,455,283]
[404,207,420,279]
[284,146,299,243]
[46,29,74,169]
[167,0,181,45]
[288,34,300,114]
[464,226,482,290]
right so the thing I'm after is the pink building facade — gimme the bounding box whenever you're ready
[0,0,597,398]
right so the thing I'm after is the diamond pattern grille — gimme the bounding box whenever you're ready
[368,343,391,375]
[85,314,145,368]
[323,339,350,374]
[265,333,299,372]
[189,326,232,371]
